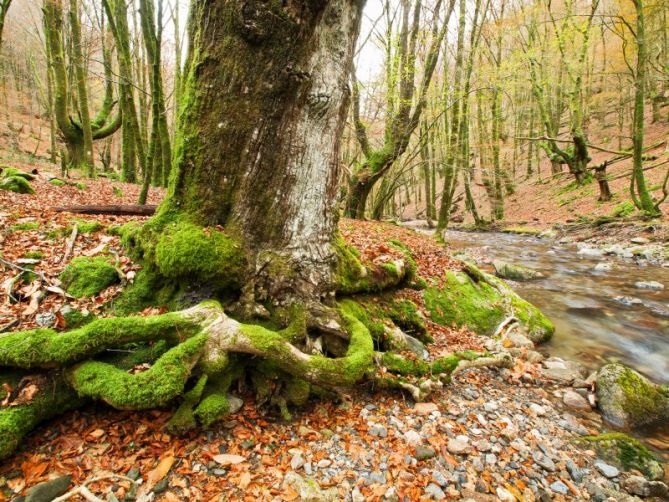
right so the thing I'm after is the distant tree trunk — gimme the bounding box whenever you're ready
[0,0,12,56]
[43,0,121,174]
[68,0,95,176]
[630,0,658,215]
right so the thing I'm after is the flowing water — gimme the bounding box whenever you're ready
[405,222,669,454]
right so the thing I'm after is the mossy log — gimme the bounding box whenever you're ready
[0,300,511,459]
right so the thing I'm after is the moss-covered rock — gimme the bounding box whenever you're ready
[579,433,665,480]
[0,174,35,194]
[424,263,554,343]
[596,363,669,429]
[59,256,120,298]
[493,261,545,281]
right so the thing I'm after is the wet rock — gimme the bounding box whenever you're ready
[493,261,545,281]
[614,296,644,306]
[621,475,669,498]
[25,475,72,502]
[634,280,664,290]
[577,246,605,258]
[594,262,613,272]
[563,390,591,411]
[505,331,534,349]
[525,350,545,364]
[594,461,619,478]
[596,363,669,429]
[228,396,244,414]
[567,460,584,483]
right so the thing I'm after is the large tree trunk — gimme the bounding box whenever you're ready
[161,0,365,304]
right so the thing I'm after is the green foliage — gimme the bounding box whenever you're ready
[49,179,66,187]
[75,182,87,190]
[23,251,44,259]
[59,256,120,298]
[112,186,124,197]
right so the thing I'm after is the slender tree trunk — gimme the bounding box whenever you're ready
[69,0,95,176]
[630,0,657,214]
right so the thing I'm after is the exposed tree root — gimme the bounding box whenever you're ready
[0,299,517,460]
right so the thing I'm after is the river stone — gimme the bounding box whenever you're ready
[621,476,669,498]
[595,363,669,429]
[630,237,650,245]
[594,262,613,272]
[563,390,591,411]
[579,433,665,480]
[385,326,429,360]
[505,330,534,349]
[594,461,620,478]
[493,261,545,281]
[447,435,470,454]
[577,246,605,258]
[25,475,72,502]
[634,280,664,290]
[414,402,439,416]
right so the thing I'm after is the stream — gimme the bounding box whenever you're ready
[405,222,669,454]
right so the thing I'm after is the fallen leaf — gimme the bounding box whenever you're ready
[212,454,246,466]
[145,455,175,491]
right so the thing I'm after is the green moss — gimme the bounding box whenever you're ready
[615,366,669,422]
[337,299,386,342]
[501,226,541,236]
[68,220,103,234]
[110,269,179,315]
[285,377,310,406]
[154,221,244,288]
[194,365,242,427]
[49,179,66,187]
[112,186,123,197]
[0,175,35,194]
[23,251,44,259]
[0,311,198,369]
[68,334,207,410]
[75,182,87,191]
[384,299,430,342]
[378,351,479,377]
[580,433,664,480]
[61,307,95,329]
[1,167,35,180]
[0,377,83,460]
[610,200,636,218]
[10,221,39,232]
[424,264,554,342]
[59,256,120,298]
[166,374,208,434]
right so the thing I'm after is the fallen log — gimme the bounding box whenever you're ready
[53,204,158,216]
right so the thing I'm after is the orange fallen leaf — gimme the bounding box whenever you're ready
[145,454,175,491]
[213,454,246,466]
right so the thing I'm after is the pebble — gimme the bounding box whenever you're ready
[634,280,664,290]
[474,439,492,452]
[290,454,304,471]
[496,486,516,501]
[414,402,439,416]
[414,446,436,461]
[404,430,422,446]
[529,403,547,416]
[566,460,584,483]
[424,483,446,500]
[594,461,619,478]
[562,390,591,411]
[532,451,556,472]
[550,480,569,495]
[431,470,449,488]
[447,435,470,454]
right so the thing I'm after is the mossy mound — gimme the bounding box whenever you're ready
[10,222,39,232]
[0,174,35,194]
[49,179,66,187]
[68,220,103,234]
[424,263,554,343]
[59,256,121,298]
[580,433,665,480]
[596,363,669,429]
[493,261,544,281]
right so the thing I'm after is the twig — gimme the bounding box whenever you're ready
[51,474,137,502]
[62,224,78,264]
[0,257,50,284]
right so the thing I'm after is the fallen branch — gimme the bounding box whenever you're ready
[53,204,158,216]
[62,224,78,264]
[51,474,138,502]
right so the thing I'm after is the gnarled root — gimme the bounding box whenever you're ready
[0,299,515,460]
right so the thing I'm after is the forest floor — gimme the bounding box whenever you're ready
[0,169,667,501]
